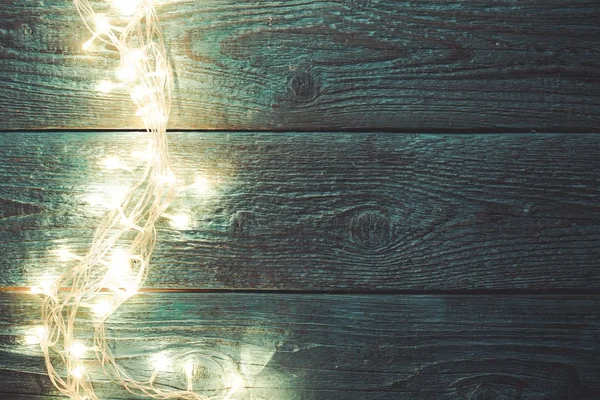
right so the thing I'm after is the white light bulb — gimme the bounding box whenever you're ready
[82,39,93,51]
[92,300,112,317]
[192,176,210,194]
[71,365,85,380]
[96,80,116,93]
[131,85,155,103]
[224,373,245,400]
[30,279,53,295]
[103,156,123,170]
[70,341,87,358]
[184,361,194,377]
[169,213,190,230]
[56,247,73,262]
[94,15,111,33]
[117,65,137,82]
[112,0,142,16]
[24,326,47,345]
[129,49,144,61]
[110,190,127,209]
[111,249,130,272]
[24,335,39,345]
[150,353,171,372]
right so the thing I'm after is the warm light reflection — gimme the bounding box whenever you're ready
[71,365,85,380]
[163,212,191,230]
[184,360,195,391]
[30,279,53,295]
[192,175,211,194]
[151,353,171,372]
[56,246,74,262]
[40,0,242,398]
[70,341,87,358]
[92,300,112,317]
[110,187,128,209]
[96,80,116,93]
[112,0,141,15]
[110,249,130,272]
[24,326,47,345]
[224,373,245,400]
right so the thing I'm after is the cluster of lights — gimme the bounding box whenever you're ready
[25,0,241,399]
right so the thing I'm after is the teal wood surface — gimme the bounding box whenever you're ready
[1,0,599,398]
[1,293,598,399]
[0,0,598,130]
[0,132,598,290]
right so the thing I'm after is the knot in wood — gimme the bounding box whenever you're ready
[288,71,318,102]
[231,211,254,236]
[350,210,391,249]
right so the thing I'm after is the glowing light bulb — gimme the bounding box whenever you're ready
[150,68,167,78]
[24,335,39,345]
[224,373,245,400]
[110,188,128,209]
[96,80,116,93]
[168,213,190,230]
[70,341,87,358]
[56,247,74,262]
[151,353,171,372]
[24,326,47,345]
[184,361,194,377]
[184,361,195,391]
[110,249,130,272]
[117,65,136,81]
[36,326,47,338]
[92,300,112,317]
[82,39,93,51]
[129,49,144,61]
[192,176,210,194]
[121,280,139,296]
[71,365,85,379]
[94,15,111,34]
[30,279,53,295]
[103,156,123,170]
[112,0,142,16]
[131,85,155,103]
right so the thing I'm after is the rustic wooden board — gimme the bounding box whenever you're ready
[0,131,599,290]
[0,0,599,131]
[1,292,599,399]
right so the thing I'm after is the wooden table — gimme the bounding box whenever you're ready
[0,1,599,398]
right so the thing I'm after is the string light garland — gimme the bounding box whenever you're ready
[26,0,242,398]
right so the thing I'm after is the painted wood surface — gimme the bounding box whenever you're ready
[0,0,599,131]
[0,131,599,291]
[1,292,599,399]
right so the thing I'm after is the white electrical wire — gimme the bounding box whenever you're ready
[31,0,217,398]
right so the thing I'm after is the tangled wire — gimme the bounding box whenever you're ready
[34,1,211,398]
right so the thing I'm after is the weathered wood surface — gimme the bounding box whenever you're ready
[1,0,599,131]
[1,292,598,399]
[0,131,599,290]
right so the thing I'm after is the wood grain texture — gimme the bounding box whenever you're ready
[1,292,599,399]
[1,0,599,131]
[0,131,599,291]
[0,293,600,400]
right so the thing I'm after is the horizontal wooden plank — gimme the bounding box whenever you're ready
[0,131,599,291]
[0,0,599,131]
[1,292,599,399]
